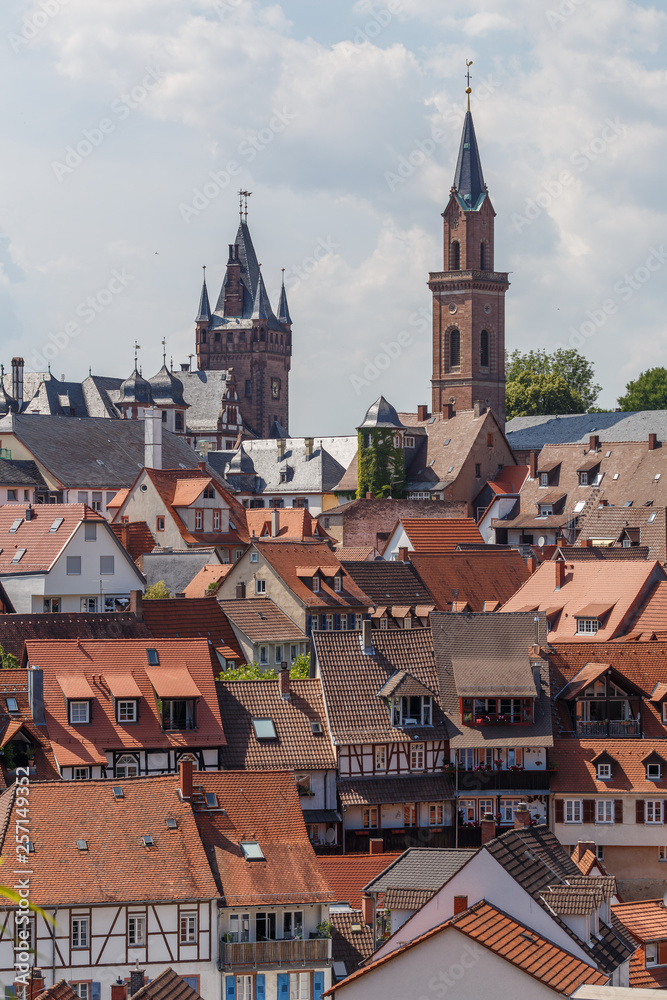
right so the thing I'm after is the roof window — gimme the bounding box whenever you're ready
[624,501,633,507]
[240,841,265,861]
[76,839,88,851]
[311,721,323,734]
[8,518,22,533]
[112,786,124,799]
[656,473,662,481]
[146,648,159,665]
[252,718,277,740]
[205,792,218,808]
[649,512,658,523]
[142,834,154,847]
[6,698,18,713]
[605,450,611,457]
[11,549,26,564]
[612,473,619,480]
[49,518,64,533]
[166,817,178,830]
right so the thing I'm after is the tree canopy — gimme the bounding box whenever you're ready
[505,348,601,420]
[219,654,311,682]
[618,367,667,411]
[144,580,171,600]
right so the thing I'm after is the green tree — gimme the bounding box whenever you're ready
[505,348,601,419]
[289,653,311,678]
[618,367,667,411]
[144,580,171,600]
[219,654,311,682]
[356,429,405,499]
[0,644,19,670]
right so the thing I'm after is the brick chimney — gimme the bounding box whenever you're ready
[514,803,531,829]
[398,546,409,563]
[369,838,384,855]
[365,492,373,500]
[480,812,496,846]
[20,969,44,1000]
[580,538,592,548]
[129,971,145,997]
[278,662,290,699]
[556,537,566,548]
[236,582,246,600]
[417,405,429,421]
[529,451,538,480]
[473,400,485,418]
[179,759,193,800]
[555,560,565,590]
[453,895,468,915]
[589,434,599,452]
[361,896,373,926]
[129,590,143,620]
[442,403,454,420]
[649,433,658,451]
[111,981,128,1000]
[526,556,537,575]
[571,840,596,864]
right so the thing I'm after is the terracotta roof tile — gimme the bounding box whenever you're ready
[340,561,434,608]
[141,596,244,661]
[334,547,378,562]
[384,517,484,555]
[0,503,105,574]
[247,508,329,541]
[576,504,667,562]
[612,898,667,941]
[35,981,80,1000]
[112,521,157,561]
[330,911,374,974]
[317,853,403,908]
[0,612,150,662]
[130,968,203,1000]
[254,541,370,611]
[182,564,233,599]
[133,468,248,547]
[630,580,667,633]
[218,597,306,644]
[410,550,530,612]
[550,738,667,793]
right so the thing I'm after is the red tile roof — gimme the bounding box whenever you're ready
[182,564,233,599]
[112,521,157,561]
[0,503,105,574]
[410,550,529,612]
[317,853,403,908]
[0,775,219,906]
[247,508,329,541]
[254,541,370,610]
[193,770,335,905]
[0,671,61,781]
[130,968,204,1000]
[384,517,484,555]
[218,597,306,644]
[612,899,667,942]
[25,638,226,767]
[550,739,667,794]
[629,580,667,634]
[35,982,79,1000]
[141,597,243,661]
[0,611,150,662]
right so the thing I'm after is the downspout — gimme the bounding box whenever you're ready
[51,906,59,985]
[454,753,459,849]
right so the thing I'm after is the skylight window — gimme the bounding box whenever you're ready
[311,721,323,734]
[649,512,658,523]
[624,501,633,507]
[444,439,451,446]
[11,549,26,564]
[166,817,178,830]
[76,839,88,851]
[240,841,265,861]
[613,473,619,480]
[8,518,22,533]
[146,649,159,666]
[112,786,124,799]
[252,718,277,739]
[605,451,611,458]
[656,473,662,481]
[205,792,218,808]
[142,835,154,847]
[6,698,18,713]
[49,518,64,533]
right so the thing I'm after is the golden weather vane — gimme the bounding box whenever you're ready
[465,59,473,111]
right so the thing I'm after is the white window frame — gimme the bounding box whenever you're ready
[179,912,197,944]
[73,767,90,780]
[117,701,137,723]
[71,916,89,949]
[565,799,582,824]
[576,618,599,634]
[404,802,416,827]
[236,977,253,1000]
[646,800,664,824]
[647,763,662,780]
[128,914,146,947]
[428,802,444,825]
[275,645,284,664]
[255,579,266,594]
[410,743,425,771]
[539,473,549,487]
[70,986,90,1000]
[363,807,378,829]
[596,800,614,824]
[646,942,658,966]
[500,799,523,824]
[259,646,269,666]
[116,754,139,778]
[70,701,89,724]
[597,763,612,780]
[289,973,310,1000]
[659,846,667,862]
[375,746,386,772]
[312,577,320,593]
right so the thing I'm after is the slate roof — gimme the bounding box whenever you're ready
[176,370,244,436]
[0,413,202,487]
[216,678,336,770]
[330,911,374,975]
[141,597,244,661]
[313,629,449,745]
[0,459,46,487]
[218,597,306,643]
[318,853,403,908]
[358,396,404,430]
[341,560,434,607]
[130,968,204,1000]
[505,410,667,451]
[362,847,476,894]
[431,611,553,749]
[411,550,529,612]
[384,517,484,554]
[338,773,453,805]
[0,775,218,906]
[0,611,149,662]
[209,436,358,497]
[556,545,650,561]
[453,109,487,209]
[192,770,334,906]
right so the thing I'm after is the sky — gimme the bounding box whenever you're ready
[1,0,667,436]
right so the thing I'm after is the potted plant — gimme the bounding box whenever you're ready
[316,920,332,939]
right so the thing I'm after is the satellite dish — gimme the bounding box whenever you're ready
[537,536,546,547]
[325,827,336,844]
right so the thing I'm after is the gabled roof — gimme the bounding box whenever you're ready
[362,847,476,894]
[25,638,226,766]
[576,506,667,562]
[318,853,403,908]
[192,770,334,905]
[131,969,203,1000]
[612,899,667,943]
[217,678,335,770]
[252,541,370,610]
[385,517,484,554]
[35,981,79,1000]
[141,597,243,660]
[182,563,233,600]
[551,739,667,794]
[340,560,434,607]
[0,775,218,906]
[0,503,121,576]
[135,468,248,546]
[409,550,529,612]
[218,597,306,643]
[331,911,374,976]
[247,507,328,541]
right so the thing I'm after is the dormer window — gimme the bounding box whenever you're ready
[597,763,612,780]
[391,696,431,727]
[161,700,195,731]
[576,617,599,634]
[461,698,533,726]
[334,575,342,593]
[539,473,549,487]
[647,763,662,781]
[579,472,589,486]
[69,701,90,725]
[117,700,138,723]
[312,577,320,593]
[538,505,553,517]
[203,484,215,499]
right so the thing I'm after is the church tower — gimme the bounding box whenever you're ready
[430,73,509,428]
[195,195,292,439]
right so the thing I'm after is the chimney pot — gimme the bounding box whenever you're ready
[129,590,143,620]
[198,461,207,472]
[179,760,194,800]
[111,982,128,1000]
[365,492,373,500]
[480,812,496,846]
[649,433,658,451]
[580,538,592,548]
[271,508,279,538]
[556,537,566,548]
[529,452,538,480]
[369,838,384,855]
[514,802,531,829]
[589,434,600,452]
[453,895,468,915]
[555,560,565,590]
[361,895,373,926]
[278,662,290,698]
[144,408,162,470]
[129,971,145,998]
[473,400,484,418]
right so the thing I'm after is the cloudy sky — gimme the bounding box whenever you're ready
[1,0,666,435]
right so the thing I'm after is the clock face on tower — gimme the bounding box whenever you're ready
[271,378,280,399]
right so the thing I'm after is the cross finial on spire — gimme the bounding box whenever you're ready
[281,267,285,287]
[465,59,473,112]
[134,341,141,368]
[162,337,166,365]
[238,190,252,223]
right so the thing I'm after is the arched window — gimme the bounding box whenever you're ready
[480,243,486,270]
[480,329,489,368]
[450,241,461,270]
[450,329,461,368]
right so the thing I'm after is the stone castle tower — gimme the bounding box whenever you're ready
[195,209,292,439]
[429,91,509,428]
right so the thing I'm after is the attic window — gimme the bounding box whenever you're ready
[597,764,611,780]
[49,518,64,533]
[240,841,265,861]
[605,451,611,458]
[656,474,662,481]
[311,721,322,734]
[252,718,277,740]
[350,923,362,933]
[12,549,26,564]
[649,512,658,523]
[142,834,154,847]
[112,786,124,799]
[8,518,22,533]
[250,552,259,563]
[444,439,451,446]
[6,698,18,713]
[447,466,454,474]
[624,501,633,507]
[205,792,218,808]
[647,763,662,781]
[166,817,178,830]
[146,649,159,666]
[76,839,88,851]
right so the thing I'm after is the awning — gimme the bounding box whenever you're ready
[145,667,201,698]
[302,809,342,824]
[57,674,95,699]
[106,673,142,698]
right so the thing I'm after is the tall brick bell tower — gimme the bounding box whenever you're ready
[429,74,509,429]
[195,194,292,439]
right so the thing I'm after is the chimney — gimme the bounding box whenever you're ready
[25,504,33,521]
[530,643,543,658]
[556,537,566,548]
[305,437,314,460]
[129,971,145,998]
[365,492,373,500]
[144,408,162,470]
[514,802,531,829]
[649,433,658,451]
[278,662,290,699]
[361,895,373,926]
[277,439,286,460]
[580,538,592,548]
[442,403,454,420]
[11,357,23,408]
[179,760,194,800]
[271,508,279,538]
[480,812,496,846]
[526,556,537,574]
[21,969,44,1000]
[473,400,485,418]
[361,618,374,655]
[111,980,128,1000]
[529,451,538,480]
[235,582,246,600]
[398,546,409,563]
[369,839,384,855]
[27,665,44,726]
[417,404,429,421]
[554,560,565,590]
[589,434,599,452]
[198,460,207,472]
[453,895,468,915]
[129,590,143,620]
[572,840,596,864]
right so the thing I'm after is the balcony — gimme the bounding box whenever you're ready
[454,769,550,792]
[575,720,641,738]
[220,938,331,967]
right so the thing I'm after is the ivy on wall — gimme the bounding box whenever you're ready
[356,429,405,499]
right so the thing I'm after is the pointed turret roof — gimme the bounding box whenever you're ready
[216,221,261,317]
[148,365,187,408]
[358,396,404,430]
[196,275,211,322]
[118,368,153,406]
[251,271,272,321]
[452,110,487,210]
[0,367,19,417]
[278,276,292,325]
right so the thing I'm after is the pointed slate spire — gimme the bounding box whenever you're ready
[251,270,272,320]
[196,266,211,322]
[277,269,292,325]
[452,110,486,210]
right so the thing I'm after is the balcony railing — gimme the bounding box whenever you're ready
[576,720,641,738]
[220,939,331,967]
[454,769,550,792]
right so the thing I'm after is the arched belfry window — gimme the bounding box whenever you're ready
[450,241,461,271]
[480,242,486,270]
[450,329,461,368]
[480,329,489,368]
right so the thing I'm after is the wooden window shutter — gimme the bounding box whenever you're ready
[636,799,645,824]
[614,800,623,823]
[583,800,595,824]
[555,799,564,824]
[658,941,667,966]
